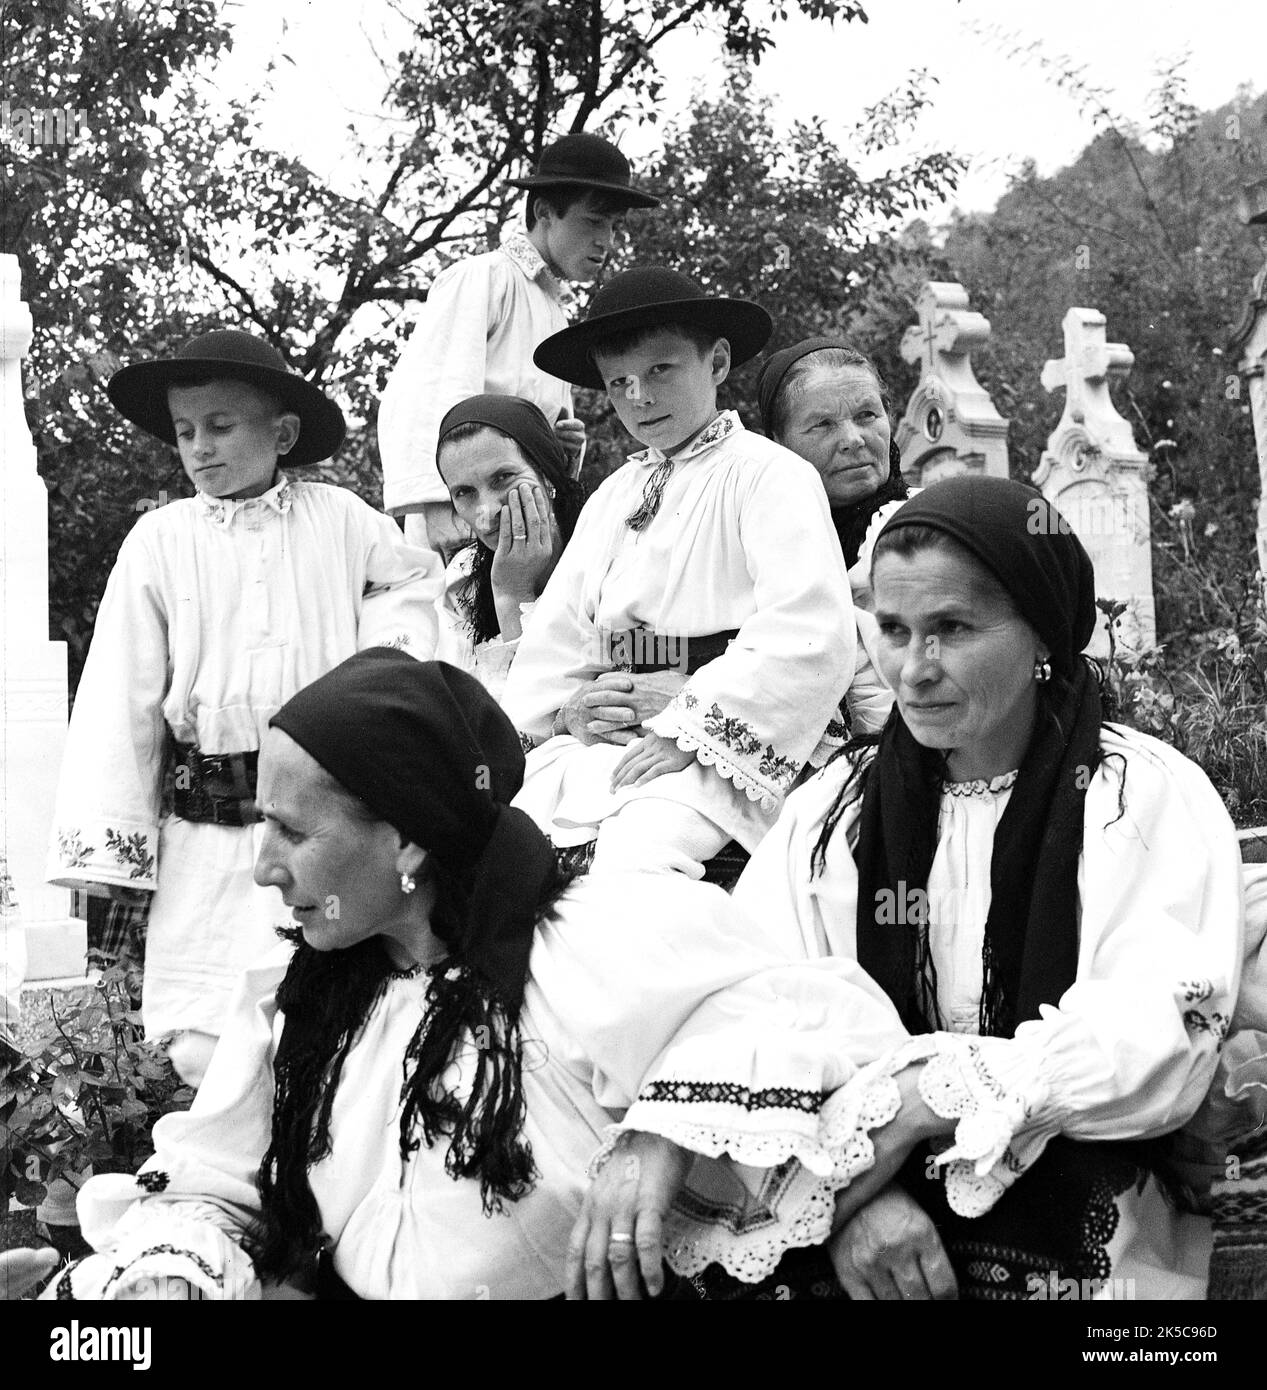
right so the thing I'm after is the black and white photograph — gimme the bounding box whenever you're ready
[2,0,1267,1361]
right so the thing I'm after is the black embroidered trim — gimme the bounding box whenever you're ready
[136,1170,170,1193]
[640,1080,822,1114]
[103,1245,222,1294]
[517,731,537,756]
[55,1266,75,1300]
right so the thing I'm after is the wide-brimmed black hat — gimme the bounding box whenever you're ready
[107,329,347,466]
[533,267,773,390]
[507,132,659,209]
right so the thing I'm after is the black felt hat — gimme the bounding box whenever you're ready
[533,267,773,390]
[107,330,347,466]
[507,132,660,209]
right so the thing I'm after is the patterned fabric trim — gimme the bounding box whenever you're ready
[195,474,293,526]
[55,822,158,885]
[941,769,1019,799]
[653,690,800,813]
[499,230,563,298]
[640,1079,823,1115]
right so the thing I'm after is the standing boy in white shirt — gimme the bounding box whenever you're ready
[48,331,442,1086]
[378,133,660,557]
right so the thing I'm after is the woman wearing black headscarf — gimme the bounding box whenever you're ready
[756,338,910,740]
[49,651,908,1300]
[433,395,585,700]
[724,475,1243,1300]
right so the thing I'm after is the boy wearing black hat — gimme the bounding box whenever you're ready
[47,331,443,1086]
[378,132,659,559]
[502,269,857,878]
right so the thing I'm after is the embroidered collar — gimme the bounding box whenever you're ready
[500,229,563,299]
[196,473,293,527]
[941,768,1019,799]
[629,410,740,470]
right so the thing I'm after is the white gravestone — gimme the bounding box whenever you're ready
[1033,306,1156,659]
[895,281,1010,487]
[1228,192,1267,580]
[0,254,84,992]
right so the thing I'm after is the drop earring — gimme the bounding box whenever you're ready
[1033,658,1052,684]
[400,872,416,895]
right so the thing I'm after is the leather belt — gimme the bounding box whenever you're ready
[170,742,262,826]
[600,627,739,676]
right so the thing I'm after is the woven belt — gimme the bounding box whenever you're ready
[601,627,739,676]
[170,742,262,827]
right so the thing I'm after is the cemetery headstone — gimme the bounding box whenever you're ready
[1034,306,1156,658]
[0,253,83,990]
[895,280,1010,486]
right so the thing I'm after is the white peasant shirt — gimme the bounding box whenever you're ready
[45,476,443,1039]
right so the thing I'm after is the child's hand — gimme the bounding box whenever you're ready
[609,732,695,791]
[553,417,586,479]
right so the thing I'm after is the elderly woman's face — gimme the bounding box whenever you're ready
[253,728,417,956]
[872,543,1050,782]
[778,365,891,508]
[439,428,558,552]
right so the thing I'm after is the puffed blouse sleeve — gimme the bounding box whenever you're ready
[527,869,910,1282]
[795,726,1247,1221]
[42,950,289,1300]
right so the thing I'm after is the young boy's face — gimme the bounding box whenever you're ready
[167,380,299,500]
[534,191,625,283]
[594,328,728,456]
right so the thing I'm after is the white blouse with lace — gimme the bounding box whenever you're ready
[602,723,1243,1294]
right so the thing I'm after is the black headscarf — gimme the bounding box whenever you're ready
[436,394,585,645]
[255,651,562,1277]
[850,475,1103,1039]
[437,394,574,497]
[755,337,909,568]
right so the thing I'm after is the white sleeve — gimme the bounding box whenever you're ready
[46,521,168,893]
[378,258,504,514]
[350,497,445,657]
[529,870,908,1284]
[46,951,289,1300]
[645,455,857,810]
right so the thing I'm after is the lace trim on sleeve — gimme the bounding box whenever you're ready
[589,1072,904,1285]
[874,1034,1053,1218]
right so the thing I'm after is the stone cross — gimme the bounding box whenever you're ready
[1229,178,1267,581]
[895,281,1009,486]
[1033,306,1155,658]
[0,253,82,1000]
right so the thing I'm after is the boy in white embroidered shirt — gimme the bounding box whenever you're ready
[378,133,660,558]
[501,268,857,878]
[46,330,443,1086]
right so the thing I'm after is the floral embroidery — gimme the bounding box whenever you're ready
[57,829,92,867]
[136,1170,170,1193]
[680,690,699,712]
[104,828,155,881]
[517,731,537,756]
[823,717,848,741]
[379,633,411,651]
[758,745,799,786]
[1180,979,1214,1004]
[701,702,761,759]
[640,1079,822,1114]
[1183,1009,1231,1045]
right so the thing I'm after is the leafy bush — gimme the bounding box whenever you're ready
[1,967,193,1216]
